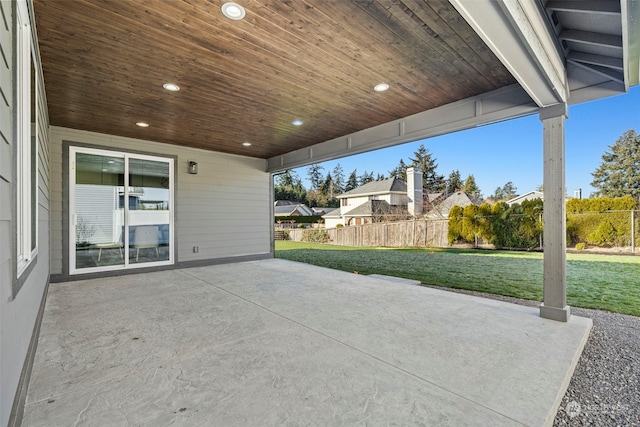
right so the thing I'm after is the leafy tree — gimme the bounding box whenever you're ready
[463,174,482,198]
[307,163,324,191]
[446,170,463,193]
[332,164,345,194]
[409,144,445,191]
[389,159,408,181]
[345,169,358,192]
[591,129,640,200]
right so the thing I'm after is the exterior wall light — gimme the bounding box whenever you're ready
[188,161,198,174]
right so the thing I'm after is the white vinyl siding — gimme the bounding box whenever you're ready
[50,127,271,276]
[1,0,51,424]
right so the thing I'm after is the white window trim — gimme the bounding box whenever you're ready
[16,0,38,277]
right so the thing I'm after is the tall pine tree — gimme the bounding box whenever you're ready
[332,163,345,194]
[463,174,482,198]
[446,170,463,193]
[591,129,640,199]
[307,163,324,191]
[345,169,358,192]
[409,144,445,191]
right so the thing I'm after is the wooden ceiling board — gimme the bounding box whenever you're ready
[34,0,516,159]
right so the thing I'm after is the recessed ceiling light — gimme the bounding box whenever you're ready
[163,83,180,91]
[292,120,304,126]
[374,83,389,92]
[242,142,252,147]
[136,122,150,127]
[221,2,246,20]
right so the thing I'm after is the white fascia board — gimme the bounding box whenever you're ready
[267,84,536,172]
[622,0,640,88]
[449,0,568,107]
[337,191,406,199]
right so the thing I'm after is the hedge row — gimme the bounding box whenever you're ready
[448,196,639,249]
[448,199,543,249]
[275,215,324,224]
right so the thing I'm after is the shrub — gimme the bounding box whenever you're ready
[588,219,617,247]
[297,223,305,228]
[575,242,587,250]
[301,229,329,243]
[336,224,344,228]
[447,206,464,244]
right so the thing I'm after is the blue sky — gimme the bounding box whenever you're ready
[294,86,639,199]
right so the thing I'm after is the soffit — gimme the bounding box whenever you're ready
[33,0,515,159]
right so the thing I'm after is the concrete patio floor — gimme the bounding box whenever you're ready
[22,259,592,426]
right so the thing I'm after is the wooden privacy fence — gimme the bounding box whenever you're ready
[288,219,449,248]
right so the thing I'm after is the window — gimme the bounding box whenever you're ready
[16,0,38,276]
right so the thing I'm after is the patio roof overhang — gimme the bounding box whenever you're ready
[33,0,639,172]
[32,0,639,322]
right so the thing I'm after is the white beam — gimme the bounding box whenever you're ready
[560,29,623,49]
[546,1,621,15]
[449,0,568,107]
[567,61,625,84]
[567,51,624,70]
[267,85,536,172]
[622,0,640,88]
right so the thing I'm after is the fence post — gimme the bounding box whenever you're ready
[632,210,635,254]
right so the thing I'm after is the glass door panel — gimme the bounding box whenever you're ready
[70,147,173,274]
[128,158,171,265]
[73,151,125,271]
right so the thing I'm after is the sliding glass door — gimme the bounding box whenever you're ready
[70,147,174,274]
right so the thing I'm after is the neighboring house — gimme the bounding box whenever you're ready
[311,207,334,216]
[324,168,423,228]
[506,191,544,205]
[274,200,315,216]
[425,191,484,219]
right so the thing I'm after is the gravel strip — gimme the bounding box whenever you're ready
[424,286,640,426]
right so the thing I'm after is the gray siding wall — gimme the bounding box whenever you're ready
[0,0,51,424]
[50,127,271,276]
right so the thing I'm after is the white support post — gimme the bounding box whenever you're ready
[539,103,570,322]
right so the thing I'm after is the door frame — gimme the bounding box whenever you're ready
[69,146,175,275]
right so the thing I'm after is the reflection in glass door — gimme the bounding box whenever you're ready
[70,147,173,274]
[128,158,171,265]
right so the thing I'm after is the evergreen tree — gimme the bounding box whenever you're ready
[446,170,463,193]
[274,170,307,203]
[307,163,324,191]
[502,181,518,199]
[409,144,445,191]
[591,129,640,199]
[463,174,482,198]
[388,159,408,181]
[345,169,358,192]
[320,172,335,198]
[491,186,506,201]
[332,163,345,194]
[376,173,385,181]
[491,181,518,201]
[359,170,374,186]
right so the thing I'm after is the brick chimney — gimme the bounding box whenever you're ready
[407,167,423,217]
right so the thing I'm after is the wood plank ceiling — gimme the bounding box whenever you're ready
[34,0,516,159]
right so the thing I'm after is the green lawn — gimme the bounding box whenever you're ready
[275,241,640,317]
